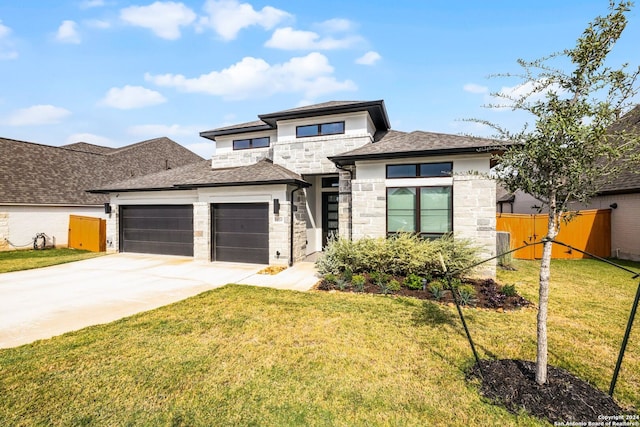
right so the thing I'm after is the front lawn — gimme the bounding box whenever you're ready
[0,259,638,426]
[0,248,104,273]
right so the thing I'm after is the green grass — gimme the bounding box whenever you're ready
[0,259,638,426]
[0,248,105,273]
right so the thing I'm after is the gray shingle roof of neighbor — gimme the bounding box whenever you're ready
[599,105,640,194]
[89,158,310,193]
[329,130,506,165]
[200,100,391,140]
[0,136,204,205]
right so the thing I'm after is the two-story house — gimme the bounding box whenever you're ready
[91,100,501,276]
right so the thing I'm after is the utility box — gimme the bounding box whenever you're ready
[68,215,106,252]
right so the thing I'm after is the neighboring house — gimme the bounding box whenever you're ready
[90,100,502,276]
[495,105,640,261]
[0,137,203,250]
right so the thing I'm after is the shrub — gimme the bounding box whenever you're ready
[404,273,425,290]
[352,274,366,292]
[428,281,445,300]
[387,279,401,292]
[501,283,517,297]
[457,285,477,306]
[316,234,481,278]
[343,266,353,282]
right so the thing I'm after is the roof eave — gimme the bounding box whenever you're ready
[329,146,501,166]
[199,124,273,140]
[88,178,311,194]
[258,100,390,131]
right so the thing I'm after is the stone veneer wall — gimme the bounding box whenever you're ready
[338,169,353,241]
[272,135,371,175]
[211,147,272,169]
[193,202,210,261]
[0,212,9,251]
[269,195,307,266]
[453,175,496,278]
[351,179,386,240]
[105,204,118,254]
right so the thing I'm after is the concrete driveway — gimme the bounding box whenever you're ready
[0,253,320,349]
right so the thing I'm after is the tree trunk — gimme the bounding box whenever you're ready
[536,210,559,385]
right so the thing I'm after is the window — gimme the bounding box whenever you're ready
[296,121,345,138]
[386,162,452,178]
[387,186,452,237]
[321,177,339,188]
[233,137,270,150]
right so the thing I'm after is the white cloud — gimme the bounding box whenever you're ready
[100,85,167,109]
[4,105,71,126]
[145,52,356,100]
[265,27,361,50]
[56,20,81,44]
[355,51,381,65]
[314,18,354,33]
[463,83,488,94]
[128,123,196,137]
[80,0,106,8]
[84,19,111,29]
[197,0,291,40]
[120,1,196,40]
[183,141,214,158]
[0,20,17,60]
[66,132,114,146]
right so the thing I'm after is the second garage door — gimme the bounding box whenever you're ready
[212,203,269,264]
[119,205,194,257]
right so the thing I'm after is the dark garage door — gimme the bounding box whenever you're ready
[213,203,269,264]
[120,205,193,256]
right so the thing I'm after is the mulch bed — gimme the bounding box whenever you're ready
[317,277,532,310]
[468,359,633,424]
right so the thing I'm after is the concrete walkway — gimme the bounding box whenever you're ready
[0,253,320,349]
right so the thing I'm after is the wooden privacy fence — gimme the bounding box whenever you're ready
[68,215,106,252]
[496,209,611,260]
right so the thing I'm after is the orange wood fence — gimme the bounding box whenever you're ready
[68,215,106,252]
[496,209,611,260]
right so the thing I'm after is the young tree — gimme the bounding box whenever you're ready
[479,1,640,384]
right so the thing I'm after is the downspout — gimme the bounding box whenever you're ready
[289,184,303,267]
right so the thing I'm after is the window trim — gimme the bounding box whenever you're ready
[386,162,453,179]
[232,136,270,151]
[296,121,345,138]
[386,185,453,238]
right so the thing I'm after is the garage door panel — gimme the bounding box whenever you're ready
[214,218,267,234]
[213,203,269,264]
[215,232,268,249]
[120,205,193,257]
[215,247,268,265]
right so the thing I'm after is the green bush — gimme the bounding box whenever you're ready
[316,234,481,278]
[387,279,401,292]
[501,283,517,297]
[428,281,445,300]
[404,273,425,290]
[352,274,366,292]
[456,285,477,306]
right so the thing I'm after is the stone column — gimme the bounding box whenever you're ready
[0,212,9,251]
[338,169,352,241]
[193,202,210,261]
[105,204,118,254]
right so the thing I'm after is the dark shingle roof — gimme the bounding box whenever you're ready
[89,159,310,193]
[330,130,505,165]
[201,100,391,140]
[600,105,640,194]
[0,137,203,205]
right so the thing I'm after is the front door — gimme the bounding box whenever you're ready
[322,192,339,247]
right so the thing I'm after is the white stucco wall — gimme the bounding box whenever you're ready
[0,205,106,251]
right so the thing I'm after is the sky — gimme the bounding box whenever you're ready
[1,1,639,159]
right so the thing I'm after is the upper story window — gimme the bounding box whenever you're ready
[233,137,270,150]
[386,162,453,178]
[296,121,345,138]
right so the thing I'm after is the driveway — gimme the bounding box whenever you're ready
[0,253,320,349]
